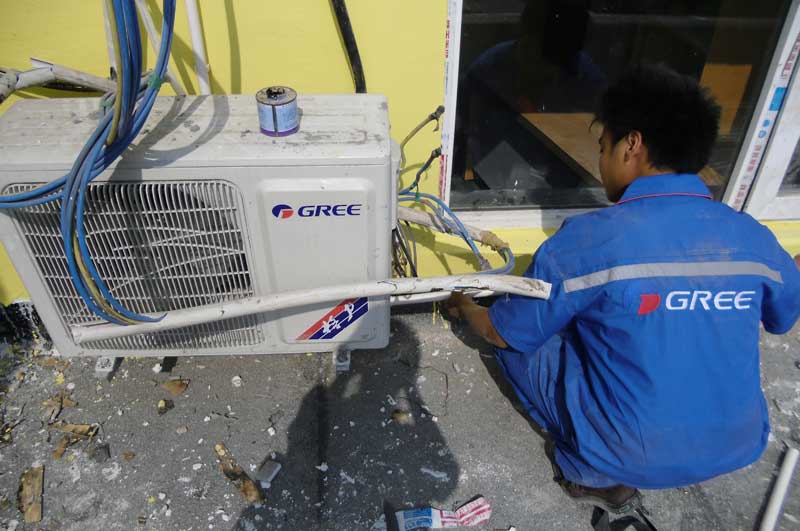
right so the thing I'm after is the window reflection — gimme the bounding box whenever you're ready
[452,0,790,210]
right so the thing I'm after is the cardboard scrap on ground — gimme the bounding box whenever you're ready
[161,379,190,397]
[213,443,264,503]
[17,466,43,523]
[373,496,493,531]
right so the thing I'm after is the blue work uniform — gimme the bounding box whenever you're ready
[489,173,800,489]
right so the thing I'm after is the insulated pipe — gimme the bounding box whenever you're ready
[390,289,494,306]
[398,205,509,253]
[759,446,799,531]
[0,64,116,99]
[135,0,185,95]
[71,275,551,344]
[184,0,210,95]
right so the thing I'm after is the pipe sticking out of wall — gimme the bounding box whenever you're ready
[184,0,211,95]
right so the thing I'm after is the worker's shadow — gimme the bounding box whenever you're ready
[233,318,460,530]
[445,302,551,443]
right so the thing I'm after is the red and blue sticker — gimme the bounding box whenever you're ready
[296,297,368,340]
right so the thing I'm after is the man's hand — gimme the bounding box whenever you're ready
[444,291,508,349]
[795,254,800,270]
[444,291,473,320]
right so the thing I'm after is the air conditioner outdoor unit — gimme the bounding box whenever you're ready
[0,94,395,357]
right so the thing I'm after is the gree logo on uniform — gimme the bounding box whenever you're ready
[271,203,362,219]
[638,290,757,315]
[665,290,756,311]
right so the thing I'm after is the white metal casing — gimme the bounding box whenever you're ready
[0,94,395,356]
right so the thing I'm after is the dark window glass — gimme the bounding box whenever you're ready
[452,0,792,210]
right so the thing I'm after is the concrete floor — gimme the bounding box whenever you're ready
[0,309,799,531]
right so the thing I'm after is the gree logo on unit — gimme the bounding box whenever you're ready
[271,203,362,219]
[271,204,294,219]
[638,290,757,315]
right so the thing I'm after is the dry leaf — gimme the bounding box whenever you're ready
[34,356,69,370]
[161,379,190,397]
[42,391,77,422]
[214,443,263,503]
[49,422,98,439]
[122,451,136,461]
[52,434,75,460]
[17,466,43,523]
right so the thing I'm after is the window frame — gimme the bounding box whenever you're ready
[440,0,800,228]
[742,2,800,219]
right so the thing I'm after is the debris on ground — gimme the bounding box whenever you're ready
[49,422,98,459]
[41,390,77,422]
[392,409,414,426]
[254,459,282,490]
[161,379,190,397]
[0,415,21,447]
[33,355,69,371]
[157,399,174,415]
[231,375,243,387]
[89,442,111,463]
[49,421,98,438]
[122,451,136,461]
[213,443,264,503]
[17,466,43,523]
[386,496,492,530]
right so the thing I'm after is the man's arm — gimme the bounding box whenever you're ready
[445,292,508,349]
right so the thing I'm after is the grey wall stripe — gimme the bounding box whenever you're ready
[562,261,783,293]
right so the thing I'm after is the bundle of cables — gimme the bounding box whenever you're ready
[0,0,176,325]
[396,111,515,277]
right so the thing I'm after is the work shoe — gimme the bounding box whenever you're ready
[544,440,642,514]
[556,478,642,514]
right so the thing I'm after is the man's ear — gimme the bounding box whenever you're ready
[624,131,645,163]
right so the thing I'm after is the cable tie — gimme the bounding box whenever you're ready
[147,74,164,89]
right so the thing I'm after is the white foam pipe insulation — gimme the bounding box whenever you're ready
[71,204,536,344]
[184,0,211,95]
[72,275,550,344]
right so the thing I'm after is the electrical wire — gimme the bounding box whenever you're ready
[400,105,444,171]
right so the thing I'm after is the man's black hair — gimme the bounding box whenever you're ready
[596,64,721,173]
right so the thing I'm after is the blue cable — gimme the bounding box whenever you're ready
[398,190,516,275]
[68,0,174,323]
[399,192,484,261]
[0,0,177,323]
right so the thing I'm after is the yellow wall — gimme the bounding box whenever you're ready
[0,1,798,306]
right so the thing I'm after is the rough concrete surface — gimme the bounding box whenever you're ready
[0,309,798,531]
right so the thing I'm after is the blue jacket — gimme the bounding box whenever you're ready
[489,173,800,488]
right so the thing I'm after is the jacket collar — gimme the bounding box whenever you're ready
[616,173,712,205]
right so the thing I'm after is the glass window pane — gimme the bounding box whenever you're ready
[781,139,800,194]
[452,0,793,211]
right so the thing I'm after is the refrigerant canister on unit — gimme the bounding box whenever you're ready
[0,94,398,357]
